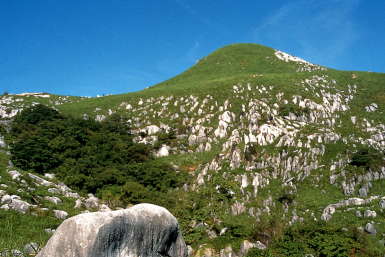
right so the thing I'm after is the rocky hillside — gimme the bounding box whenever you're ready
[1,43,385,256]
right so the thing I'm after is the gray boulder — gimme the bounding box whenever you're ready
[358,187,367,197]
[365,223,377,235]
[36,203,188,257]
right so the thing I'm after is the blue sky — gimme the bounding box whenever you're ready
[1,0,384,97]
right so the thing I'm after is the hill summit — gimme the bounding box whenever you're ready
[1,43,385,256]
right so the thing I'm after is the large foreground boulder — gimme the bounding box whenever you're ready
[37,203,188,257]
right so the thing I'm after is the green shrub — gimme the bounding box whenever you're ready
[350,147,383,170]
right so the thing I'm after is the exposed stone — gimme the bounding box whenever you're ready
[53,210,68,219]
[365,223,377,235]
[364,210,377,218]
[187,245,195,256]
[231,202,246,216]
[24,242,40,255]
[380,199,385,208]
[85,194,99,210]
[8,170,22,180]
[1,194,12,205]
[358,187,367,197]
[9,199,30,214]
[36,204,188,257]
[219,245,235,257]
[44,196,62,205]
[48,188,61,195]
[155,145,169,157]
[74,199,83,208]
[99,204,111,212]
[44,173,55,179]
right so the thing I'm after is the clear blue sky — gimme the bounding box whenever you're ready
[1,0,384,97]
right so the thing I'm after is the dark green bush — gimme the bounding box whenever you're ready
[350,147,383,170]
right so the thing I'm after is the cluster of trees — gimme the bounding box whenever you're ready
[7,104,183,208]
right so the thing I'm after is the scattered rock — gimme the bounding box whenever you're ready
[365,223,377,235]
[24,242,40,255]
[85,194,99,210]
[219,245,235,257]
[231,202,246,216]
[53,210,68,219]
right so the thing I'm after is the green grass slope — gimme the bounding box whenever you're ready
[1,43,385,256]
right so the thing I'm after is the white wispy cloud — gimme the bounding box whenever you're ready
[173,0,217,30]
[154,38,203,76]
[186,38,202,62]
[253,0,361,67]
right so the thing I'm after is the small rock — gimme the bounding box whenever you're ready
[187,245,194,256]
[24,242,40,255]
[44,173,55,179]
[99,204,111,212]
[53,210,68,219]
[357,227,364,233]
[44,196,62,205]
[231,201,246,216]
[219,245,235,257]
[48,188,61,194]
[1,194,12,205]
[0,204,9,210]
[379,199,385,208]
[365,223,377,235]
[74,199,83,208]
[85,194,99,210]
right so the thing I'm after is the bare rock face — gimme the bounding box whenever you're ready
[231,201,246,216]
[85,194,99,210]
[36,203,188,257]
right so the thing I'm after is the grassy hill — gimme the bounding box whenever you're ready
[1,43,385,256]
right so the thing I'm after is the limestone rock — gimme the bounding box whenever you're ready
[187,245,194,256]
[44,173,55,179]
[364,103,378,112]
[365,223,377,235]
[155,145,169,157]
[1,194,11,205]
[358,187,367,197]
[219,245,235,257]
[239,240,255,255]
[85,194,99,210]
[231,202,246,216]
[195,245,214,257]
[9,199,30,214]
[99,204,111,212]
[74,199,83,208]
[8,170,21,180]
[24,242,40,255]
[364,210,377,218]
[36,204,188,257]
[44,196,62,205]
[48,188,61,194]
[379,199,385,208]
[53,210,68,219]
